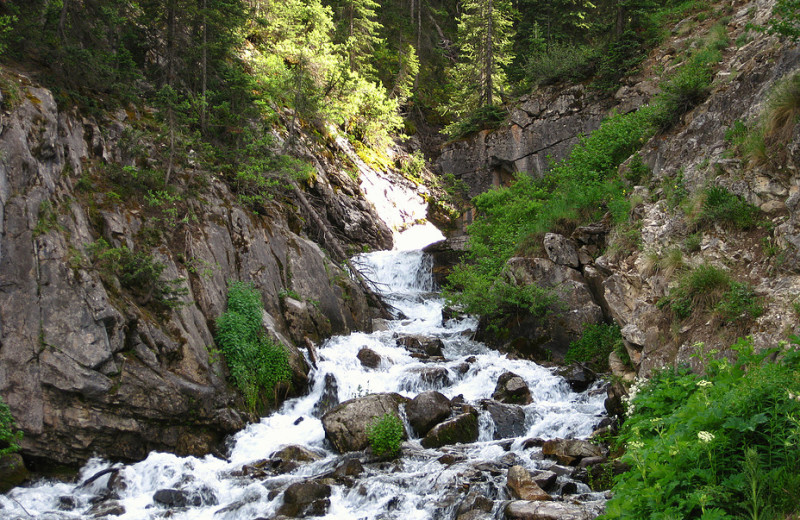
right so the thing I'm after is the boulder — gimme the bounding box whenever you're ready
[0,453,29,492]
[423,237,469,286]
[88,500,126,517]
[421,411,479,448]
[604,381,627,419]
[480,400,527,439]
[322,393,408,452]
[506,465,551,501]
[505,500,598,520]
[402,366,452,391]
[277,481,331,517]
[541,439,605,466]
[530,470,558,491]
[357,347,382,369]
[457,491,494,516]
[557,364,597,392]
[396,335,445,358]
[543,233,580,268]
[405,391,452,436]
[492,372,533,405]
[313,373,340,418]
[268,445,324,473]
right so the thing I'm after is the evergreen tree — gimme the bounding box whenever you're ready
[328,0,384,77]
[445,0,515,123]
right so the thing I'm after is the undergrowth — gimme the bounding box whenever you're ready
[0,396,21,457]
[602,336,800,520]
[367,412,404,459]
[215,281,292,411]
[564,323,624,372]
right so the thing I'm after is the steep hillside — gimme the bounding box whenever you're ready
[432,0,800,375]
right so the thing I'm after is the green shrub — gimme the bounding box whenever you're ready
[658,264,762,323]
[624,153,651,184]
[698,186,760,230]
[0,396,21,457]
[216,281,292,411]
[366,413,404,458]
[526,43,599,87]
[564,323,624,371]
[88,239,187,310]
[602,336,800,520]
[444,105,507,139]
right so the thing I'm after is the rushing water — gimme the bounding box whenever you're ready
[1,249,607,520]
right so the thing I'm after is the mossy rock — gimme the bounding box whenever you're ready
[420,411,479,449]
[0,453,29,492]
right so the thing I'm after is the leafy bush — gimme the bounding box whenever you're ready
[366,413,404,458]
[658,264,762,323]
[526,43,599,87]
[564,323,624,371]
[697,186,760,230]
[444,105,507,139]
[602,337,800,520]
[767,0,800,41]
[0,396,21,457]
[216,281,292,411]
[88,239,187,310]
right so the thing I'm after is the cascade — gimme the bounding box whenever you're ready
[0,243,609,519]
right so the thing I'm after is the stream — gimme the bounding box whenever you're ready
[0,247,608,520]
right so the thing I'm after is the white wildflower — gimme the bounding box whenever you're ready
[698,431,715,443]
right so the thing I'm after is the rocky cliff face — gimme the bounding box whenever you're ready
[432,0,800,374]
[0,76,390,465]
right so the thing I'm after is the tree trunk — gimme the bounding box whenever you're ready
[485,0,494,107]
[201,0,208,133]
[58,0,69,43]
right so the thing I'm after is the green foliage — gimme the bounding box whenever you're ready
[444,105,507,139]
[564,323,624,371]
[215,281,292,411]
[0,396,22,457]
[602,337,800,520]
[658,264,762,323]
[525,42,599,87]
[624,153,650,184]
[766,0,800,41]
[366,412,404,458]
[88,239,187,310]
[697,186,760,231]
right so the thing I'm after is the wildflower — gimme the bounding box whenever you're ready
[697,380,713,388]
[698,431,715,443]
[628,441,644,450]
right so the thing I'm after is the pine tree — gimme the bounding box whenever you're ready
[329,0,384,77]
[446,0,514,122]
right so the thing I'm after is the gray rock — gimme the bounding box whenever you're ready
[322,393,408,452]
[420,411,479,448]
[480,399,526,439]
[541,439,605,466]
[0,454,29,493]
[492,372,533,405]
[506,465,551,501]
[557,364,596,392]
[505,500,599,520]
[406,390,452,436]
[543,233,580,268]
[277,481,332,517]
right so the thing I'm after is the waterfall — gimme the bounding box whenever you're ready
[1,250,608,520]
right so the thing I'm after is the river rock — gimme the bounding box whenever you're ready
[0,453,29,492]
[604,381,627,419]
[88,500,126,517]
[492,372,533,405]
[357,347,382,369]
[506,465,551,501]
[541,439,605,466]
[405,391,452,436]
[457,511,493,520]
[268,445,324,473]
[277,481,331,517]
[313,373,340,418]
[396,335,445,358]
[504,500,598,520]
[530,470,558,491]
[403,366,452,390]
[322,393,408,452]
[457,491,494,516]
[480,399,526,439]
[420,411,479,448]
[557,364,597,392]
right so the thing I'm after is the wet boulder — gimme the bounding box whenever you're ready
[506,465,551,501]
[322,393,408,452]
[457,491,494,517]
[541,439,605,466]
[505,500,598,520]
[604,381,627,419]
[530,470,558,491]
[268,445,324,474]
[313,373,340,418]
[0,453,29,492]
[277,481,331,517]
[492,372,533,405]
[357,347,382,369]
[396,335,445,358]
[557,364,596,392]
[480,399,526,439]
[406,391,452,436]
[402,366,452,391]
[421,411,479,448]
[153,486,218,508]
